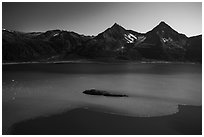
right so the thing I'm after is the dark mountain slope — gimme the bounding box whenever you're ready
[2,30,56,62]
[185,35,202,62]
[77,23,144,60]
[134,21,189,60]
[2,29,93,62]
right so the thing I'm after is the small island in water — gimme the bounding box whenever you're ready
[83,89,128,97]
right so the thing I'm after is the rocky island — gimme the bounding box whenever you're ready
[83,89,128,97]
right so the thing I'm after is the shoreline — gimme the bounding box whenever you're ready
[9,105,202,135]
[2,59,200,65]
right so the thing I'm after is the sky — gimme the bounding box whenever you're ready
[2,2,202,37]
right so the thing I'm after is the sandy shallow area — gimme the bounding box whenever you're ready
[8,105,201,135]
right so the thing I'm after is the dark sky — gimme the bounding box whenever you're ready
[2,2,202,36]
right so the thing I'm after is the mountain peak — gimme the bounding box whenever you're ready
[111,23,123,28]
[106,23,126,33]
[158,21,168,26]
[151,21,172,31]
[159,21,166,24]
[113,22,120,26]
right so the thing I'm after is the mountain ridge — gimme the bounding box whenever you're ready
[2,21,202,63]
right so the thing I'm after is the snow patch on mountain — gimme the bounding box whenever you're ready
[3,28,14,33]
[161,37,173,43]
[162,38,168,42]
[129,33,137,39]
[124,33,137,43]
[53,33,59,37]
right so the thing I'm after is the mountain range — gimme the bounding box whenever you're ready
[2,21,202,63]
